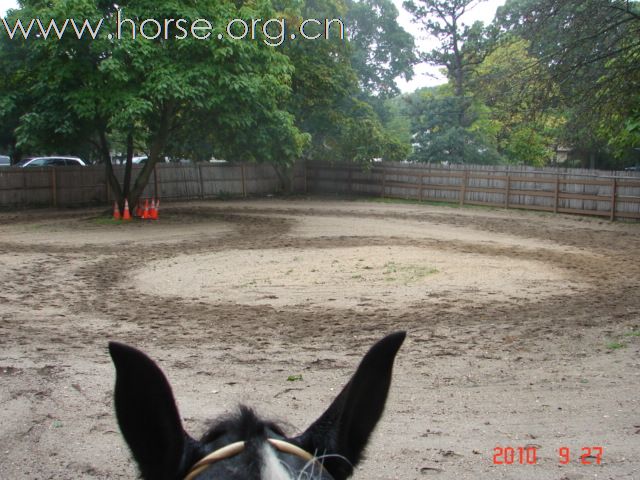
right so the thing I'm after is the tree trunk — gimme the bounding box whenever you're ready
[273,164,294,194]
[129,104,173,205]
[101,130,123,211]
[122,131,134,206]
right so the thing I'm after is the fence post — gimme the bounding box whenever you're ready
[304,163,309,194]
[419,173,424,202]
[51,168,57,207]
[347,166,352,193]
[459,170,468,206]
[554,176,560,213]
[381,164,386,198]
[610,177,617,221]
[504,174,511,209]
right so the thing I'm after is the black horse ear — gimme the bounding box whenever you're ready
[108,342,196,480]
[292,331,406,480]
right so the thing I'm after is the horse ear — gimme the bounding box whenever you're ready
[108,342,195,480]
[292,331,406,480]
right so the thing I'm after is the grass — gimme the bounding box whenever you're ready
[383,261,438,283]
[604,330,639,350]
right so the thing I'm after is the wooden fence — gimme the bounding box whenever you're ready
[306,162,640,221]
[0,162,305,208]
[2,160,639,220]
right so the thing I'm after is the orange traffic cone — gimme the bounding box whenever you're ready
[141,199,150,219]
[112,201,121,220]
[150,198,158,220]
[122,198,132,221]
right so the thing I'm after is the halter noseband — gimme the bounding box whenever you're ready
[184,438,323,480]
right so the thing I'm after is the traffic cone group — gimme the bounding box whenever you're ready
[113,197,159,221]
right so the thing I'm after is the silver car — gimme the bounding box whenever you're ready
[14,156,87,167]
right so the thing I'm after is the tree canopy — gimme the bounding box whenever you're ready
[2,0,638,180]
[401,0,640,168]
[0,0,416,205]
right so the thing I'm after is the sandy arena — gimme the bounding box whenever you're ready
[0,197,638,479]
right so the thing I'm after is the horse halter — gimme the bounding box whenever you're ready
[184,438,324,480]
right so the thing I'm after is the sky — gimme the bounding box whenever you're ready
[0,0,16,17]
[0,0,506,93]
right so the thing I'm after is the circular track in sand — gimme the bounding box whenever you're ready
[133,245,573,310]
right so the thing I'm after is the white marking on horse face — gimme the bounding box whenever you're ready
[260,443,294,480]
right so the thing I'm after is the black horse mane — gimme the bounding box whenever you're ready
[201,405,288,444]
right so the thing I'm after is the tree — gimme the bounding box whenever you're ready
[1,0,306,208]
[496,0,640,166]
[345,0,417,97]
[471,36,560,165]
[282,0,410,165]
[406,86,502,164]
[403,0,490,98]
[402,0,503,164]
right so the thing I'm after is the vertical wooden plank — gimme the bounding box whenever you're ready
[51,168,57,207]
[554,175,560,213]
[304,163,308,194]
[347,166,352,193]
[459,170,468,206]
[197,163,204,199]
[105,167,111,204]
[153,164,159,199]
[241,164,247,197]
[419,173,423,202]
[381,164,386,198]
[610,177,617,221]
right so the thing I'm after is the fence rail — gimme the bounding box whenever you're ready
[306,163,640,221]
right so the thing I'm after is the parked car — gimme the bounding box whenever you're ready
[624,165,640,172]
[14,156,87,167]
[0,155,10,167]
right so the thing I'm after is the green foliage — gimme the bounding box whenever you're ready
[470,36,560,165]
[496,0,640,167]
[345,0,417,97]
[406,87,502,164]
[1,0,306,204]
[403,0,491,96]
[0,0,416,178]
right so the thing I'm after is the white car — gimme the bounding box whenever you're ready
[15,156,87,167]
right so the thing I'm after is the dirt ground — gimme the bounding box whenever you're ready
[0,197,638,480]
